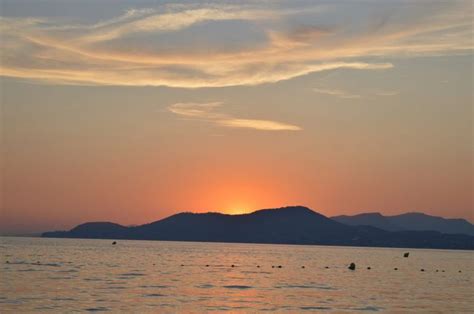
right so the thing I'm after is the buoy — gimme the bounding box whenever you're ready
[348,263,356,270]
[325,266,329,269]
[394,267,398,271]
[442,270,445,272]
[206,265,209,267]
[257,265,260,268]
[458,270,462,273]
[367,267,371,270]
[403,252,409,258]
[180,264,184,267]
[231,264,235,268]
[301,266,305,269]
[272,266,275,268]
[112,241,117,245]
[277,265,282,268]
[420,269,425,272]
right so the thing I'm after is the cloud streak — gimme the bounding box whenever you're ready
[168,102,302,131]
[77,7,274,44]
[312,87,399,99]
[313,88,361,99]
[0,1,472,87]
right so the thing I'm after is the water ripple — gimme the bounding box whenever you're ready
[276,284,335,290]
[223,285,253,290]
[352,306,383,311]
[139,285,169,288]
[119,272,145,277]
[85,307,110,312]
[196,284,214,289]
[300,306,332,311]
[143,293,166,297]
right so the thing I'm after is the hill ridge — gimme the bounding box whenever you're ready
[43,206,474,250]
[332,212,474,236]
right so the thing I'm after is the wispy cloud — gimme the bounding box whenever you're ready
[373,90,399,97]
[312,87,399,99]
[0,1,471,87]
[168,102,224,119]
[217,119,301,131]
[313,88,361,99]
[77,7,273,44]
[168,102,302,131]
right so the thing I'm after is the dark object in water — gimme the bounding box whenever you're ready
[458,270,462,273]
[112,241,117,245]
[325,266,329,269]
[231,264,235,268]
[442,270,445,272]
[180,264,184,267]
[272,265,275,268]
[403,252,409,258]
[301,266,305,269]
[420,269,425,272]
[436,270,439,272]
[277,265,282,268]
[367,267,371,270]
[394,268,398,271]
[257,265,260,268]
[206,265,209,267]
[348,263,356,270]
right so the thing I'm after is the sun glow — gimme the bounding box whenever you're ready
[225,205,250,215]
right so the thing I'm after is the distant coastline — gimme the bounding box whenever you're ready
[42,206,474,250]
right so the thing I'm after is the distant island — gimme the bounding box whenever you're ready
[331,212,474,236]
[42,206,474,250]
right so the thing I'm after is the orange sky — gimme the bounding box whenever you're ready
[1,1,473,234]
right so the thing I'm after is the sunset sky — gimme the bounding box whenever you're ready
[1,0,472,234]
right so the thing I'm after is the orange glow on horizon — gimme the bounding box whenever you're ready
[224,204,251,215]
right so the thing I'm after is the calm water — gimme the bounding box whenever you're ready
[1,237,473,313]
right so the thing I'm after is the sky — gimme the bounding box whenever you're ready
[0,0,472,234]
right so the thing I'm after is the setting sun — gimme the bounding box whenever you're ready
[225,205,250,215]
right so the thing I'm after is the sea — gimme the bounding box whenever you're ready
[0,237,473,313]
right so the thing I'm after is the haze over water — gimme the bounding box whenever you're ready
[1,237,472,312]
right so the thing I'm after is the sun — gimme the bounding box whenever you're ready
[225,205,250,215]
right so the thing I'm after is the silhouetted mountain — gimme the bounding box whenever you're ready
[42,206,474,250]
[332,213,402,232]
[43,222,129,239]
[332,212,474,236]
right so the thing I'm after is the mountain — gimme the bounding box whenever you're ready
[332,212,474,236]
[44,222,129,239]
[331,213,403,232]
[42,206,474,250]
